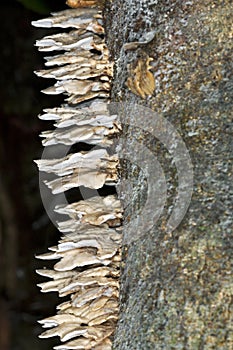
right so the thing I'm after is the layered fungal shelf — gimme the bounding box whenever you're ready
[33,2,122,349]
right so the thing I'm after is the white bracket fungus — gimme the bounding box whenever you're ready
[55,195,122,226]
[32,8,104,34]
[35,149,118,192]
[33,3,122,349]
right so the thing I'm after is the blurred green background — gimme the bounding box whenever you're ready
[0,1,70,349]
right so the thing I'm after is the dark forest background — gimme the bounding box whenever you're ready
[0,1,70,349]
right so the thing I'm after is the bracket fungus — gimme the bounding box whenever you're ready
[66,0,103,9]
[55,195,122,226]
[126,55,155,99]
[40,123,119,147]
[39,100,120,146]
[33,2,122,349]
[35,149,118,192]
[35,30,104,52]
[32,8,104,34]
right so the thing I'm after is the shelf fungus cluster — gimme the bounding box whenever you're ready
[33,4,122,350]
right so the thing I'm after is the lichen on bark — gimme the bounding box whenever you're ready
[104,1,233,349]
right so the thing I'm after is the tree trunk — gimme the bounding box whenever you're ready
[105,1,233,349]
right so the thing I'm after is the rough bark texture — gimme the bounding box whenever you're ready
[104,1,232,349]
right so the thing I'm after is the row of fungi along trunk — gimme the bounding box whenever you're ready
[33,4,122,350]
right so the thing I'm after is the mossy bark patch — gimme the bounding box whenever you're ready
[104,1,233,349]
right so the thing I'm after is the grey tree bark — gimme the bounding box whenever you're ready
[104,1,232,349]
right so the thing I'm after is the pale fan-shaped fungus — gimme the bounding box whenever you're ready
[33,2,122,349]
